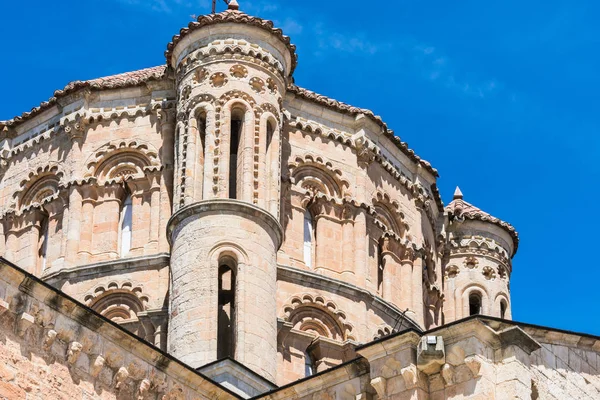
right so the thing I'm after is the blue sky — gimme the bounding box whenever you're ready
[0,0,598,335]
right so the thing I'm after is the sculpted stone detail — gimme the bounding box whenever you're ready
[230,64,248,79]
[67,341,84,364]
[464,256,479,269]
[250,76,266,93]
[209,72,228,88]
[482,266,496,281]
[84,281,149,322]
[290,154,350,198]
[374,325,393,340]
[85,139,161,184]
[445,265,459,279]
[282,294,355,341]
[13,165,64,210]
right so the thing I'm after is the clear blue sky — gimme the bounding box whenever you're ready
[1,0,598,335]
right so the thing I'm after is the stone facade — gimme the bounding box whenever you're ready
[0,1,598,399]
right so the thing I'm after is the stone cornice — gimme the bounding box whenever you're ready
[167,199,284,249]
[277,264,422,332]
[165,10,298,76]
[41,253,170,286]
[287,117,441,225]
[287,86,439,178]
[0,66,168,132]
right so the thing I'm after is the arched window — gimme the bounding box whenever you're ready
[469,292,482,316]
[377,240,384,295]
[229,110,244,200]
[120,193,133,257]
[218,262,236,359]
[303,210,313,267]
[198,112,207,154]
[266,120,274,152]
[500,300,507,319]
[304,350,315,377]
[38,213,49,271]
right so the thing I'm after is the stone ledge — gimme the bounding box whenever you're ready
[42,253,170,285]
[277,264,422,332]
[167,199,284,248]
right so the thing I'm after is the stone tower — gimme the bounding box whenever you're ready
[165,1,294,381]
[442,187,517,323]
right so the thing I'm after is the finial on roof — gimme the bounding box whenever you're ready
[453,186,464,200]
[228,0,240,10]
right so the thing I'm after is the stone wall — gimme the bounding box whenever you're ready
[0,258,237,400]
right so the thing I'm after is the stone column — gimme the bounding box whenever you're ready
[65,186,82,266]
[341,207,355,284]
[78,185,97,264]
[354,208,367,287]
[412,255,425,327]
[147,173,161,252]
[399,248,414,313]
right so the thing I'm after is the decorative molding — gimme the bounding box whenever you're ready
[165,9,298,76]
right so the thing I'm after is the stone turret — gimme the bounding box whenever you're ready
[443,187,518,323]
[166,2,295,381]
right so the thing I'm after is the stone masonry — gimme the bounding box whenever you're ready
[0,1,597,399]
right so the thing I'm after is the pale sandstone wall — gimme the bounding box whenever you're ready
[0,259,236,400]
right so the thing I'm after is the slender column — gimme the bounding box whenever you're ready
[381,253,395,303]
[0,219,5,257]
[241,111,254,203]
[354,209,367,286]
[159,110,176,251]
[65,187,82,266]
[148,173,161,252]
[188,113,201,202]
[315,215,327,269]
[4,216,17,262]
[78,186,96,263]
[341,213,355,283]
[412,255,425,327]
[399,251,414,312]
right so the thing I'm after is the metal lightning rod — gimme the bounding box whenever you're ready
[212,0,231,14]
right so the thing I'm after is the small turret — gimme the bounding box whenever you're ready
[443,187,518,323]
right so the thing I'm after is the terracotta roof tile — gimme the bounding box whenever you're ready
[165,9,298,75]
[0,66,167,130]
[446,190,519,252]
[288,85,439,178]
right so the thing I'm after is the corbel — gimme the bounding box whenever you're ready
[90,355,106,378]
[400,364,418,389]
[464,355,482,377]
[138,378,152,399]
[369,377,387,399]
[0,298,9,315]
[16,312,35,337]
[114,367,130,390]
[43,329,57,351]
[66,341,83,364]
[441,363,454,386]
